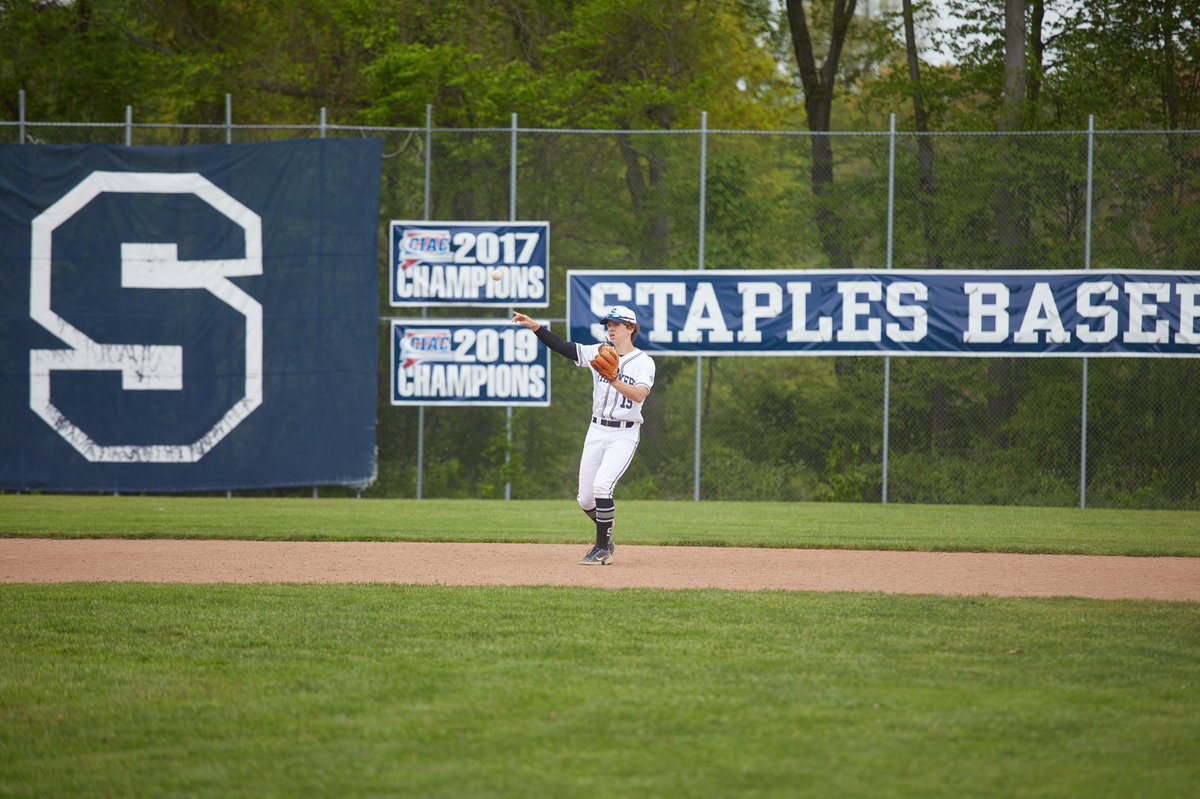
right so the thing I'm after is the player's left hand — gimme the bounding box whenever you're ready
[590,344,619,381]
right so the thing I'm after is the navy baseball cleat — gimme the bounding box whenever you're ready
[578,544,614,565]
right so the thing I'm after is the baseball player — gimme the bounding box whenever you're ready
[512,306,655,565]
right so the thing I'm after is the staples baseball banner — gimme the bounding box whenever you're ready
[568,270,1200,357]
[390,221,549,307]
[0,139,383,492]
[391,320,550,406]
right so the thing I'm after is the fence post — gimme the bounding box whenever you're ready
[1080,114,1095,510]
[505,112,518,501]
[882,113,896,504]
[18,89,25,144]
[312,69,320,504]
[225,94,232,144]
[125,106,132,147]
[694,111,709,502]
[417,104,433,500]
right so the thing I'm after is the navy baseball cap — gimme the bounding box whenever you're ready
[602,305,637,325]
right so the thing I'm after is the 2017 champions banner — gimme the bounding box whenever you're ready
[390,221,549,307]
[391,320,551,406]
[0,139,383,492]
[568,270,1200,357]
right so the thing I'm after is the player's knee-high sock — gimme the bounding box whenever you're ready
[580,505,598,522]
[594,497,614,547]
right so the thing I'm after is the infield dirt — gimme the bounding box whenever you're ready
[2,539,1198,601]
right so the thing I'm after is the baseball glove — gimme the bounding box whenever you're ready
[590,344,619,381]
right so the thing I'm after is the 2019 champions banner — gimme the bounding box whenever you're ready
[391,320,550,406]
[568,270,1200,357]
[0,139,383,492]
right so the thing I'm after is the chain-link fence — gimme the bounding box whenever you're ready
[5,101,1198,509]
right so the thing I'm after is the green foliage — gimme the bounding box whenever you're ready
[1041,0,1200,131]
[696,440,816,501]
[1084,360,1200,509]
[857,0,1200,132]
[363,43,491,126]
[820,435,875,502]
[6,1,1192,132]
[888,447,1076,507]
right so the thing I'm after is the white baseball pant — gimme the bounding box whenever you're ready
[576,424,639,509]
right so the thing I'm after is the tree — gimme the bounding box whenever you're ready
[900,0,941,268]
[0,1,160,124]
[1001,0,1026,131]
[536,0,787,264]
[996,0,1028,268]
[784,0,860,266]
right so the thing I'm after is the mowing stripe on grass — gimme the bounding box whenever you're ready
[2,584,1197,798]
[2,495,1199,556]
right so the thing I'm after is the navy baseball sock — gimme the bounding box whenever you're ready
[594,497,615,547]
[580,505,598,522]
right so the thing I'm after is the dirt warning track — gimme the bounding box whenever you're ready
[2,539,1198,602]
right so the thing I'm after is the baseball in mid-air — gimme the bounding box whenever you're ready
[491,269,503,281]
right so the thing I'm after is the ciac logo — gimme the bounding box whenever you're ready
[29,171,263,463]
[399,328,454,369]
[398,228,452,270]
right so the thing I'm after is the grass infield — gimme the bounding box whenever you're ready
[2,494,1199,556]
[2,585,1199,798]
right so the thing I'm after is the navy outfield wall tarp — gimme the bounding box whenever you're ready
[0,139,383,492]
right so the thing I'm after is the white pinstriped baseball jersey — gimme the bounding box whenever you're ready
[575,343,656,425]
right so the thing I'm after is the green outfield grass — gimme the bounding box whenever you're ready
[1,494,1198,555]
[2,584,1197,798]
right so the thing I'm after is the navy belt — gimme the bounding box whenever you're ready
[592,417,635,429]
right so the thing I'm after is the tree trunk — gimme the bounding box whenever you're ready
[1028,0,1045,121]
[1156,1,1181,130]
[786,0,859,268]
[703,358,718,422]
[1155,2,1183,265]
[931,380,948,452]
[1002,0,1027,131]
[617,133,671,266]
[997,0,1027,269]
[901,0,942,269]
